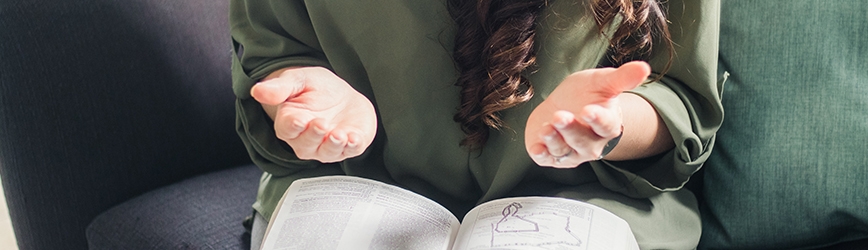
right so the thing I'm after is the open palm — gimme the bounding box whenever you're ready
[251,67,377,163]
[525,61,650,167]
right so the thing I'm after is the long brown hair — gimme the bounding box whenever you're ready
[447,0,673,150]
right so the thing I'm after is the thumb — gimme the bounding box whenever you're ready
[250,73,306,105]
[595,61,651,98]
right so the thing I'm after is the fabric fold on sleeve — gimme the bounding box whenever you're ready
[590,0,725,198]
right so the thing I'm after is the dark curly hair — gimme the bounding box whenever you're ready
[447,0,673,150]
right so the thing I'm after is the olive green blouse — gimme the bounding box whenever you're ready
[230,0,723,220]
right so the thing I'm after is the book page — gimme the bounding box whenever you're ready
[451,197,638,250]
[260,176,461,250]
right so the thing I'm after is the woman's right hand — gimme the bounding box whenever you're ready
[250,67,377,163]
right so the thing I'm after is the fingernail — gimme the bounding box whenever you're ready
[313,126,326,135]
[582,114,595,123]
[346,137,358,147]
[553,119,567,129]
[292,120,305,129]
[329,134,341,144]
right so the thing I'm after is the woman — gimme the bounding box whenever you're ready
[230,0,723,249]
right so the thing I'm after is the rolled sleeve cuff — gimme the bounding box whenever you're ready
[592,79,720,198]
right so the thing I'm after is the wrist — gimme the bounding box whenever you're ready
[599,125,624,160]
[602,93,674,161]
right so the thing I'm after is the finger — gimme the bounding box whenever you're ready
[528,143,554,166]
[528,142,582,168]
[342,132,365,158]
[579,104,622,138]
[551,110,600,159]
[317,129,348,163]
[286,118,330,160]
[538,123,572,159]
[250,72,307,105]
[273,107,316,140]
[551,149,581,168]
[593,61,651,98]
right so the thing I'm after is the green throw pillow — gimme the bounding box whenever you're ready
[700,1,868,249]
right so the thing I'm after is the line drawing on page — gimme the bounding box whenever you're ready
[489,202,590,250]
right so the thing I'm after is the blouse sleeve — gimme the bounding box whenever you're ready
[590,0,725,198]
[230,0,332,176]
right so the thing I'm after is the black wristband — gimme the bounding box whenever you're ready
[598,126,623,160]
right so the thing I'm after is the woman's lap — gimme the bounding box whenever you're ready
[249,181,700,250]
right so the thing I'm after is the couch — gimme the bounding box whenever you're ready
[0,0,256,249]
[0,0,864,249]
[697,1,868,249]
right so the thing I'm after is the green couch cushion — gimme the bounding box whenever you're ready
[700,1,868,249]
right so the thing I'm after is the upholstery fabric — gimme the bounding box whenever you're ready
[700,1,868,249]
[86,165,259,250]
[0,0,250,249]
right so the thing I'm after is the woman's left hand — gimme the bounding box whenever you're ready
[525,61,650,168]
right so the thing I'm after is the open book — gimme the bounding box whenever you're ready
[260,176,638,250]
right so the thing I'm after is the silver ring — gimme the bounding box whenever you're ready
[553,151,571,163]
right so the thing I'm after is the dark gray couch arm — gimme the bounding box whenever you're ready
[0,0,254,249]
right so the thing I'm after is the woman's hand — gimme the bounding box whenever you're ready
[251,67,377,163]
[525,61,651,168]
